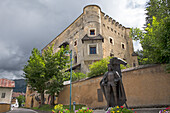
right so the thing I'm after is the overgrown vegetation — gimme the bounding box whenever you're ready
[130,0,170,72]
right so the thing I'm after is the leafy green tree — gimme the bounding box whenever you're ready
[142,16,170,64]
[87,57,129,77]
[130,16,170,72]
[43,45,70,106]
[145,0,169,26]
[16,95,25,107]
[23,48,46,106]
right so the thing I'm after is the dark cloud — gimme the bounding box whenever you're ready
[0,0,146,79]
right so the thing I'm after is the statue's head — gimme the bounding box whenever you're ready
[110,57,127,66]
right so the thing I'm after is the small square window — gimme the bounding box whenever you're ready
[90,47,96,54]
[1,93,5,98]
[122,44,125,49]
[90,30,95,35]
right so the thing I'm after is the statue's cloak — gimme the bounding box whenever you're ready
[100,57,127,107]
[100,73,127,106]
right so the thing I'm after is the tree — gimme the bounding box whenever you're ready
[145,0,169,26]
[87,57,129,77]
[130,16,170,72]
[16,95,25,107]
[23,48,46,106]
[43,45,70,106]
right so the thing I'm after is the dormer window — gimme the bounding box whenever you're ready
[90,29,95,35]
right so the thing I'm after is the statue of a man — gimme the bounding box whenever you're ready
[100,57,128,109]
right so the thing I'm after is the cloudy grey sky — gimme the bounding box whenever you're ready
[0,0,147,79]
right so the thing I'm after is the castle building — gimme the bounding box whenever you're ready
[42,5,138,74]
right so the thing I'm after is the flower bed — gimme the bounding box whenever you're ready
[75,107,93,113]
[106,106,134,113]
[52,104,70,113]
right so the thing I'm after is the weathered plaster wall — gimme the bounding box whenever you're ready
[0,88,13,104]
[57,64,170,108]
[25,87,58,108]
[0,104,10,113]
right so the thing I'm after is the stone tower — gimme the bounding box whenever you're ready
[42,5,138,74]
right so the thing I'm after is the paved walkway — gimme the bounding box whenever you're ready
[93,108,166,113]
[6,108,38,113]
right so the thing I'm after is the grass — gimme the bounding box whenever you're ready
[32,104,86,113]
[32,104,53,111]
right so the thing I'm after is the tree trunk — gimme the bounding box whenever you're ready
[50,95,55,106]
[40,92,45,105]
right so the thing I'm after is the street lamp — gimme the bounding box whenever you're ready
[69,50,72,110]
[64,49,72,110]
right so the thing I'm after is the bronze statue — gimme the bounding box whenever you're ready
[100,57,128,109]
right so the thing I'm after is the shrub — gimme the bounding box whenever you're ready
[87,57,129,77]
[72,72,86,81]
[88,57,110,77]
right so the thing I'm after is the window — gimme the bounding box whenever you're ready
[90,47,96,54]
[111,28,113,32]
[109,37,114,45]
[90,29,95,35]
[110,38,113,44]
[1,93,5,98]
[103,24,105,27]
[121,43,125,49]
[133,63,136,67]
[107,26,109,29]
[74,40,77,46]
[74,56,77,64]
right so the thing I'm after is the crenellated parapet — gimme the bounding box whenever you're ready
[102,13,126,32]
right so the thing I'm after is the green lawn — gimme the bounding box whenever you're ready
[32,104,85,113]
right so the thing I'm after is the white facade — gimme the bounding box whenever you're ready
[11,99,19,108]
[0,88,13,104]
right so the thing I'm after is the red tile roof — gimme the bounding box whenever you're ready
[12,92,25,98]
[0,78,15,88]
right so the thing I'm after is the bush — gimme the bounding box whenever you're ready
[88,57,110,77]
[87,57,129,77]
[72,72,86,81]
